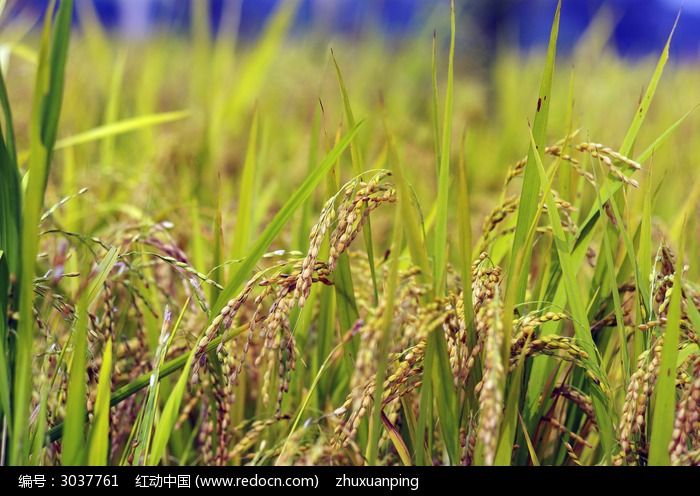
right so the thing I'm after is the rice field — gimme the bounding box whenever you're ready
[0,0,699,467]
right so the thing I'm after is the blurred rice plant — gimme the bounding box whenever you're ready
[0,0,698,466]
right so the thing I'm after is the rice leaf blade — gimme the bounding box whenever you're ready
[527,125,615,458]
[508,1,560,303]
[53,111,189,151]
[211,121,363,317]
[87,339,113,466]
[648,223,685,465]
[12,0,73,465]
[574,18,678,257]
[62,290,89,466]
[331,49,379,302]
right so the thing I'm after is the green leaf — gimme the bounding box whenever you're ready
[0,65,20,278]
[148,299,196,465]
[230,109,259,259]
[456,131,474,347]
[382,115,430,280]
[494,122,560,466]
[226,0,299,124]
[53,111,189,151]
[87,339,113,466]
[433,0,455,296]
[382,412,412,466]
[648,224,685,465]
[496,1,561,465]
[278,328,350,463]
[135,304,183,465]
[508,0,560,303]
[430,324,460,463]
[211,121,363,317]
[366,196,403,465]
[331,49,378,303]
[86,247,119,307]
[574,16,678,257]
[636,106,697,165]
[527,124,615,459]
[62,288,89,466]
[48,323,251,445]
[620,15,679,157]
[148,124,362,462]
[12,0,73,465]
[0,251,11,420]
[422,0,460,465]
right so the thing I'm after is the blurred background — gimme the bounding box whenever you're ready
[2,0,699,235]
[1,0,698,286]
[4,0,700,58]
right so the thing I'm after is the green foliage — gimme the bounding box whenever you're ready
[1,0,698,468]
[13,0,74,465]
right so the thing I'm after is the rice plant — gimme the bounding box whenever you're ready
[0,0,698,467]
